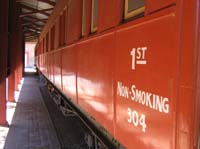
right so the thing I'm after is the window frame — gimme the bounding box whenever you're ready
[43,38,45,53]
[62,9,66,45]
[50,25,55,51]
[59,14,62,46]
[82,0,87,36]
[46,32,49,52]
[124,0,145,20]
[91,0,98,33]
[59,9,66,46]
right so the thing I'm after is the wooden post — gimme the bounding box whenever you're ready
[0,0,8,125]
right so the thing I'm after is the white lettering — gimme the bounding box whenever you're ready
[127,107,147,132]
[163,98,169,113]
[136,47,141,59]
[117,82,129,99]
[117,81,170,133]
[141,47,147,59]
[131,85,136,100]
[130,48,136,70]
[130,47,147,70]
[139,114,146,132]
[118,82,170,114]
[127,108,132,123]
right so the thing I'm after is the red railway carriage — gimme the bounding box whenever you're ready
[35,0,200,148]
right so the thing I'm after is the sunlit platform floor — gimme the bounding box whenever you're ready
[2,76,61,149]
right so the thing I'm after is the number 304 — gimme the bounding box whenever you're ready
[127,108,147,132]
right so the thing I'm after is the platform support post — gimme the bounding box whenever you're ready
[0,0,8,125]
[8,73,15,102]
[7,1,24,94]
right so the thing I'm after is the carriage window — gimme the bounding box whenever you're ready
[91,0,98,33]
[82,0,86,36]
[50,25,55,50]
[124,0,145,20]
[59,9,66,46]
[59,14,62,46]
[43,38,45,53]
[62,9,66,45]
[46,32,49,52]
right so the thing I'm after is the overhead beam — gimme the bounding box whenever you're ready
[20,4,51,16]
[23,15,47,22]
[24,30,36,34]
[20,10,51,17]
[26,37,39,41]
[22,21,45,27]
[24,32,39,36]
[16,0,56,6]
[23,21,44,28]
[38,0,56,6]
[23,31,39,36]
[23,24,42,30]
[24,33,40,39]
[23,27,41,33]
[20,8,52,17]
[23,28,42,33]
[25,34,39,38]
[25,34,39,37]
[22,17,47,25]
[24,31,39,34]
[22,21,45,26]
[25,35,39,41]
[24,30,41,35]
[24,26,43,31]
[25,36,39,41]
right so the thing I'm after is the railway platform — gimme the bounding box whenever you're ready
[0,75,88,149]
[1,75,61,149]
